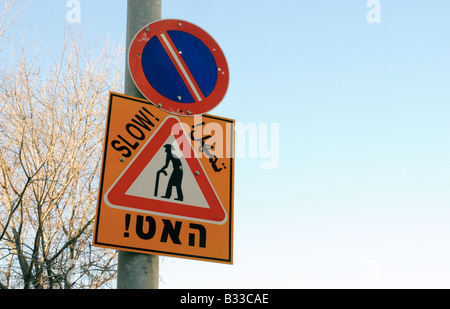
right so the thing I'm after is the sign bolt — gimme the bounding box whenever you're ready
[120,157,125,163]
[157,103,162,108]
[186,110,192,115]
[195,171,200,176]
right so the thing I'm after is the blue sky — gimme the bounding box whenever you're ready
[6,0,450,288]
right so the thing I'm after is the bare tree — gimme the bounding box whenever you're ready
[0,0,28,43]
[0,9,124,288]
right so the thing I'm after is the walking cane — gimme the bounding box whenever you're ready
[154,170,166,197]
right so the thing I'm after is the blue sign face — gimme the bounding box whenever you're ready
[142,31,218,104]
[129,19,229,116]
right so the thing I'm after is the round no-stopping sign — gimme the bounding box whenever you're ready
[128,19,229,116]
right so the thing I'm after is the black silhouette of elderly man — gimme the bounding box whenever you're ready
[158,144,184,201]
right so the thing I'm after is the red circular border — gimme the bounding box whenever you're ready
[129,19,229,116]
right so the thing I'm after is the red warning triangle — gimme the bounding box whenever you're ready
[105,116,227,225]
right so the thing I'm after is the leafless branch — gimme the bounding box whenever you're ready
[0,17,123,288]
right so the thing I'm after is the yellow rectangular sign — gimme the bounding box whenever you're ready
[93,92,234,264]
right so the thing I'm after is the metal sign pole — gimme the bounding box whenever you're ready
[117,0,161,289]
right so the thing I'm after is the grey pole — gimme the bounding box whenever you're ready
[124,0,161,97]
[117,0,161,289]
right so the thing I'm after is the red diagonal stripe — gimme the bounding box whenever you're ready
[158,32,205,103]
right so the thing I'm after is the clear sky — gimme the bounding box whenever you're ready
[6,0,450,288]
